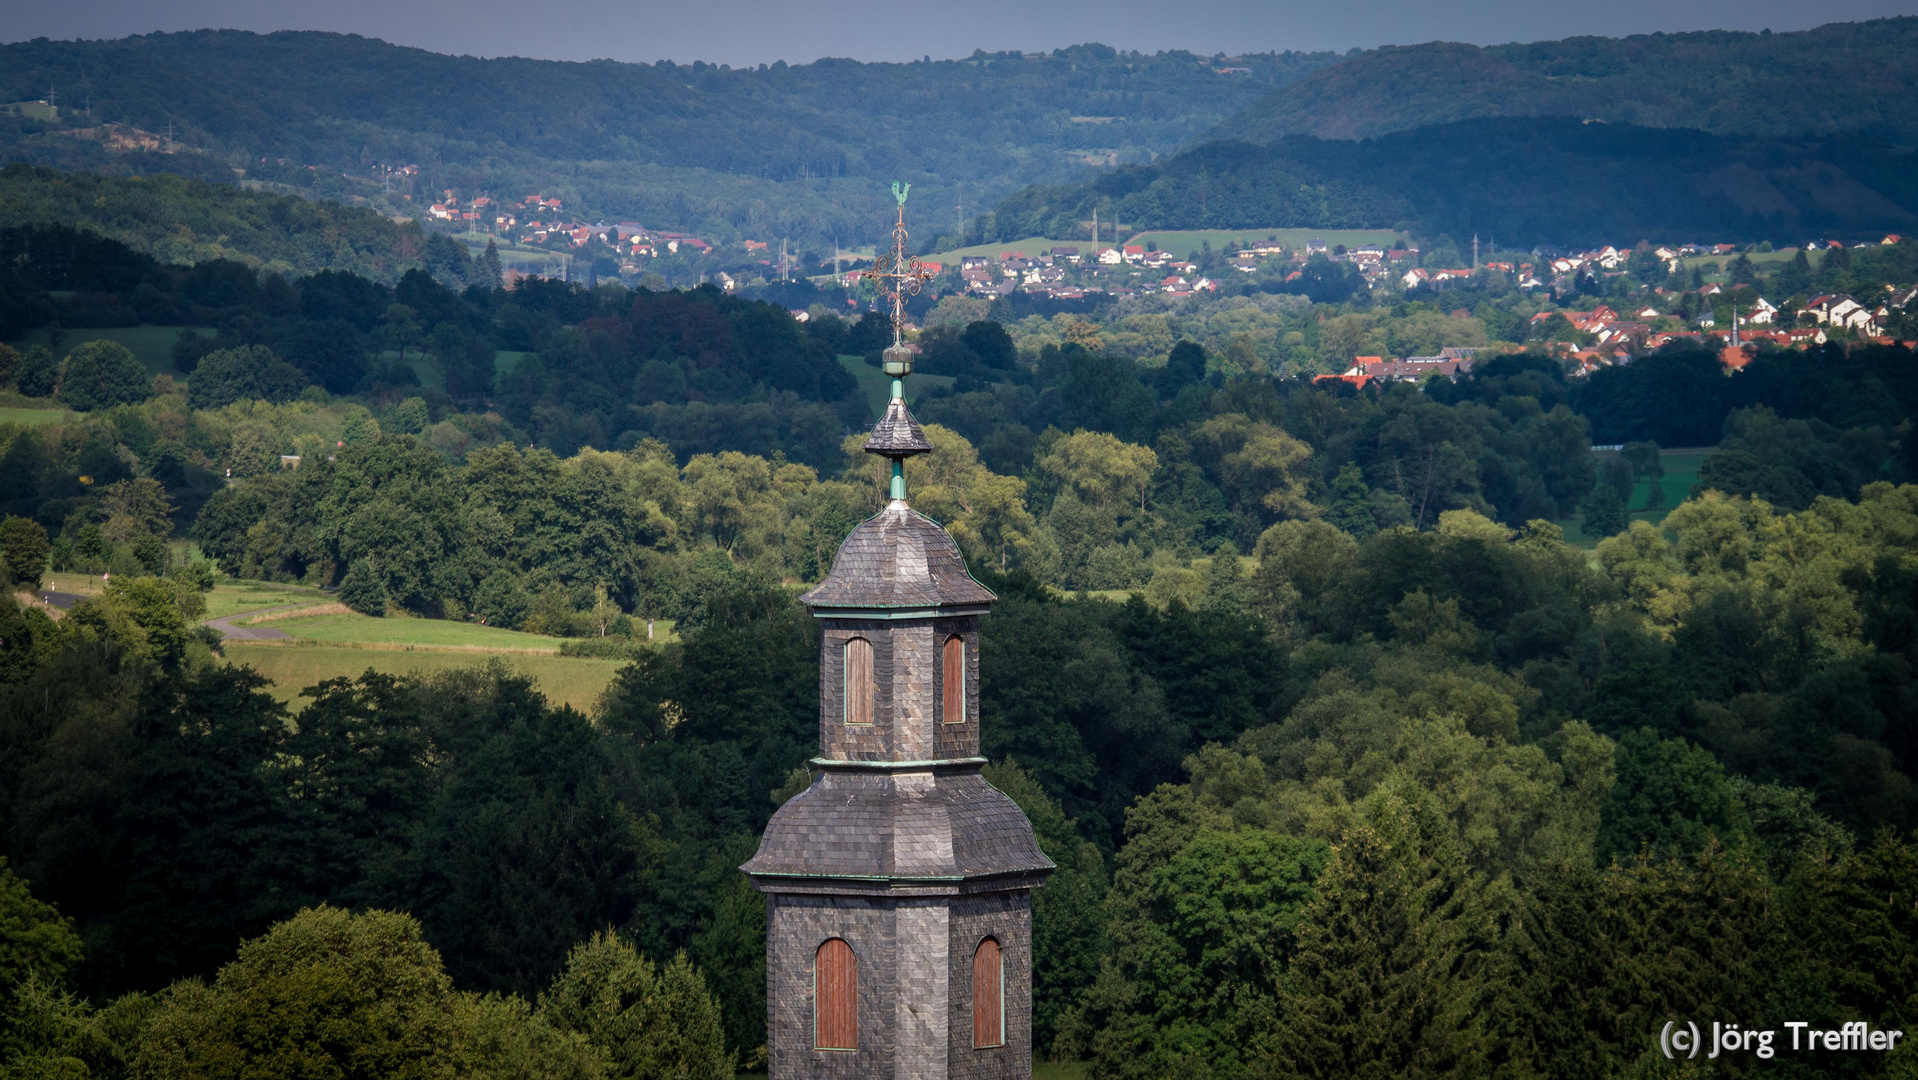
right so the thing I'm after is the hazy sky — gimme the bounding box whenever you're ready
[4,0,1916,65]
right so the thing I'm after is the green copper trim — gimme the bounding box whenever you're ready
[809,604,991,620]
[890,459,906,501]
[754,872,967,882]
[740,866,1056,885]
[811,756,988,770]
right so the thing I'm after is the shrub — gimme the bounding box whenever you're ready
[539,932,731,1080]
[131,906,466,1080]
[338,560,387,616]
[186,346,309,410]
[15,345,59,397]
[58,340,152,411]
[472,569,533,630]
[0,517,50,588]
[1579,484,1629,538]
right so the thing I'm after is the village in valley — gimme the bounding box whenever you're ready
[449,184,1916,383]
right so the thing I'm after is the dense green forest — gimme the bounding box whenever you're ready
[0,165,481,283]
[4,164,1918,1075]
[1213,18,1918,142]
[0,33,1339,248]
[4,218,1914,600]
[977,119,1918,247]
[14,473,1918,1076]
[966,18,1918,247]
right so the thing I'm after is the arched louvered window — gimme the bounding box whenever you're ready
[844,637,873,725]
[972,937,1003,1049]
[815,938,858,1050]
[942,635,966,725]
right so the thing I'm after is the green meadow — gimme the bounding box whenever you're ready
[8,325,214,380]
[1564,446,1712,546]
[202,579,333,620]
[0,406,75,426]
[222,642,626,713]
[921,237,1105,265]
[1130,228,1408,257]
[239,609,570,651]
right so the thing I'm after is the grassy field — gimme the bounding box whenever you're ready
[221,642,626,712]
[0,406,75,427]
[1562,447,1712,546]
[924,229,1408,265]
[241,609,570,652]
[8,325,214,380]
[1131,228,1407,257]
[204,580,333,620]
[1629,449,1710,522]
[394,346,524,388]
[452,232,571,278]
[838,355,955,417]
[920,237,1098,265]
[38,571,110,598]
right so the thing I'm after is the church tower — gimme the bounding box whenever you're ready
[743,190,1052,1079]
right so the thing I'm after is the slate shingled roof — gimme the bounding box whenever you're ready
[865,397,933,457]
[742,770,1055,881]
[799,503,996,609]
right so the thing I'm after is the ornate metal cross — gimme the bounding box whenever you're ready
[867,182,939,347]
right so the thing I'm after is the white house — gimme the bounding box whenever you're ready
[1806,294,1876,332]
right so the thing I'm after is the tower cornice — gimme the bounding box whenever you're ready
[809,605,992,621]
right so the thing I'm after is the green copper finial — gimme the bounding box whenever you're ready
[892,181,910,206]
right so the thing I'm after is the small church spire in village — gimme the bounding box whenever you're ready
[742,188,1051,1079]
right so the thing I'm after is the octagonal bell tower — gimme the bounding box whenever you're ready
[743,187,1051,1079]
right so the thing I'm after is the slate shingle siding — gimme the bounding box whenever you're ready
[866,397,934,456]
[743,770,1051,881]
[817,619,981,761]
[799,506,995,610]
[949,896,1032,1080]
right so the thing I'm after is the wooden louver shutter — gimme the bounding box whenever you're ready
[815,938,858,1050]
[943,636,965,724]
[845,638,873,725]
[972,937,1003,1048]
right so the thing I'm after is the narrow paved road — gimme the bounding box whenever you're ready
[204,604,304,641]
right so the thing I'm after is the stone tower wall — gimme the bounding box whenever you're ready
[818,617,980,761]
[767,895,898,1079]
[766,890,1032,1080]
[946,893,1033,1080]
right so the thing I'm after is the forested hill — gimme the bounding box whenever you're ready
[974,19,1918,247]
[0,33,1337,247]
[1212,18,1918,143]
[979,119,1918,248]
[0,165,472,282]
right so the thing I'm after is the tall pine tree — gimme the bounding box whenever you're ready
[1258,783,1492,1080]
